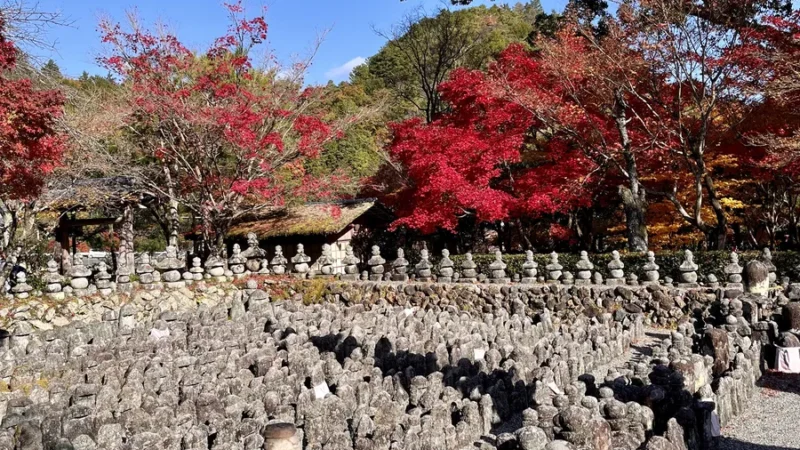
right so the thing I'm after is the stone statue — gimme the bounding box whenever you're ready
[70,254,93,295]
[204,254,225,281]
[545,252,563,283]
[438,249,455,282]
[367,245,386,281]
[391,248,409,282]
[489,250,510,284]
[314,244,334,277]
[258,258,271,275]
[415,249,433,282]
[95,261,114,296]
[229,244,246,276]
[575,251,593,285]
[606,251,624,286]
[43,259,64,299]
[270,246,288,275]
[521,250,537,284]
[562,271,574,285]
[291,244,311,278]
[642,251,659,285]
[761,248,777,284]
[341,245,360,281]
[11,271,32,299]
[136,252,156,289]
[240,232,267,272]
[159,245,186,288]
[678,249,698,287]
[459,252,478,283]
[724,252,743,298]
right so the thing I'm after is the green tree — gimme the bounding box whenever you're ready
[41,58,61,79]
[369,5,537,123]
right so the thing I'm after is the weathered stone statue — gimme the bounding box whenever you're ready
[678,249,699,287]
[575,251,593,285]
[705,273,719,288]
[204,254,226,281]
[258,258,270,274]
[642,251,660,285]
[94,261,114,296]
[136,252,156,290]
[438,249,455,282]
[745,258,769,296]
[459,252,478,283]
[489,250,510,284]
[367,245,386,281]
[606,251,624,286]
[761,248,777,284]
[521,250,538,283]
[43,259,64,299]
[11,271,32,299]
[562,271,574,285]
[263,422,301,450]
[341,245,360,281]
[415,249,433,282]
[71,254,93,295]
[291,244,311,278]
[314,243,334,278]
[228,244,246,277]
[240,232,267,272]
[592,271,604,285]
[270,245,288,275]
[626,272,639,286]
[159,245,186,288]
[546,251,563,283]
[723,252,743,298]
[189,257,204,281]
[391,248,409,281]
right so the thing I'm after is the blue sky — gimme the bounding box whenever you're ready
[28,0,566,85]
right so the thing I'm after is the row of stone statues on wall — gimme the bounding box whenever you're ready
[7,230,780,299]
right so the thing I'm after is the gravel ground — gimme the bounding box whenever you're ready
[719,373,800,450]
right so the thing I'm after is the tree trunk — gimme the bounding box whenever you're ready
[619,185,648,252]
[612,89,649,253]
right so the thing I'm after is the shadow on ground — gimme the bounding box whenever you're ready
[718,437,800,450]
[756,372,800,396]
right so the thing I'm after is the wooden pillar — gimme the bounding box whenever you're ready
[56,215,72,275]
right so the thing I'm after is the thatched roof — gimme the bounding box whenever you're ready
[228,199,387,239]
[40,176,145,211]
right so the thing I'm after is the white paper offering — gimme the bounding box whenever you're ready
[547,382,564,396]
[149,328,170,340]
[313,382,330,399]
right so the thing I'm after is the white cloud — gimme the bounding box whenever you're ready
[325,56,366,80]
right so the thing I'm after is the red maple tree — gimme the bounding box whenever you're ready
[386,0,795,250]
[0,17,65,257]
[99,2,351,253]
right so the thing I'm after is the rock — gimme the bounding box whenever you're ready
[517,426,548,450]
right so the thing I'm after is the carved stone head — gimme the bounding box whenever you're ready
[246,232,259,248]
